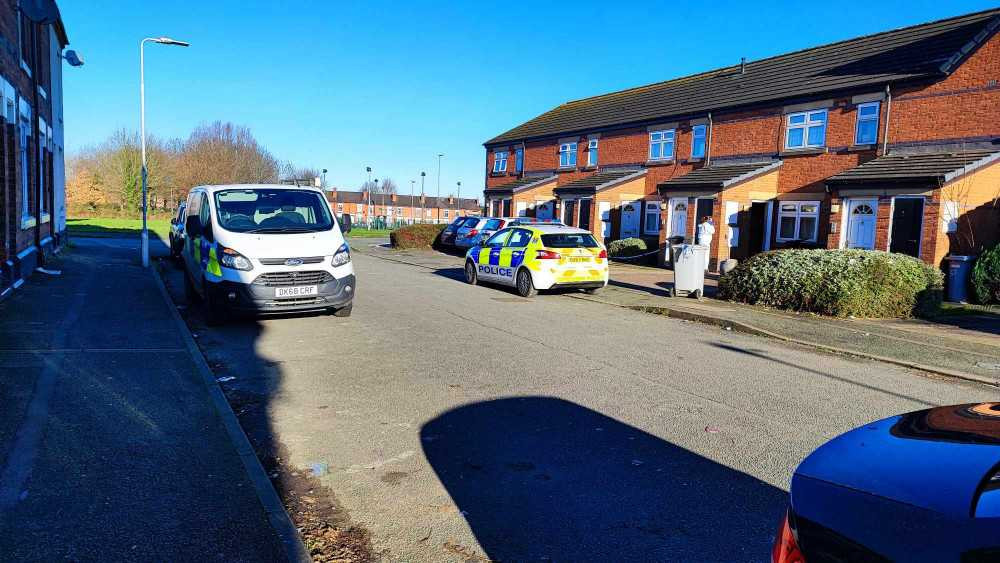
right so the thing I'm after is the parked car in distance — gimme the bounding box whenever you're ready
[464,224,609,297]
[180,184,355,323]
[440,216,475,247]
[504,217,563,227]
[169,201,187,258]
[773,402,1000,563]
[455,217,507,249]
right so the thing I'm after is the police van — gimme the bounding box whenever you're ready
[465,224,608,297]
[180,184,355,322]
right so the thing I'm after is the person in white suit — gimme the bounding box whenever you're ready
[696,216,715,270]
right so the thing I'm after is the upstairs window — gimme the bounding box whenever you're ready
[559,142,577,168]
[587,139,598,166]
[514,147,523,173]
[18,12,35,74]
[649,130,675,160]
[492,150,508,174]
[691,124,706,159]
[854,102,880,145]
[785,110,827,149]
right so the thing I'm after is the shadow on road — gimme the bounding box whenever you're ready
[420,396,786,561]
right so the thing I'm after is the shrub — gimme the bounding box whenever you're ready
[608,237,647,258]
[718,249,943,318]
[389,224,446,249]
[971,243,1000,304]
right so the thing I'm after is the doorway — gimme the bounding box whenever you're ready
[620,200,640,238]
[748,202,770,255]
[845,199,877,249]
[563,200,576,227]
[667,197,688,240]
[578,199,592,232]
[889,197,924,257]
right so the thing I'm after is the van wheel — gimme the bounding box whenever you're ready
[515,269,537,298]
[465,260,478,285]
[332,303,352,317]
[184,270,201,304]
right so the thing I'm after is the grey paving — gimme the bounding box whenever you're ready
[0,238,286,561]
[163,247,995,562]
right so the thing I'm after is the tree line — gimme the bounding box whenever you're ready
[67,121,318,214]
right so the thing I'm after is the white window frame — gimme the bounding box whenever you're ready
[854,102,880,145]
[492,150,508,174]
[19,99,32,223]
[587,139,598,166]
[336,202,344,214]
[17,12,32,78]
[648,129,675,161]
[559,142,577,168]
[776,200,820,242]
[38,116,47,218]
[691,124,707,159]
[643,201,660,235]
[444,209,450,219]
[784,110,827,149]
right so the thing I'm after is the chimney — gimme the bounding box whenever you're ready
[740,57,746,75]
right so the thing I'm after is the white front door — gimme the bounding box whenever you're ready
[668,197,688,238]
[516,201,528,217]
[620,200,640,238]
[845,199,877,249]
[598,201,612,238]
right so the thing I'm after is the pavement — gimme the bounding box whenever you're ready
[160,237,996,561]
[0,236,293,561]
[366,242,1000,385]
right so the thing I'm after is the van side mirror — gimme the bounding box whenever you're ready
[340,213,352,234]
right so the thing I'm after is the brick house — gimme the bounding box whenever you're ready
[483,8,1000,270]
[0,0,69,297]
[325,189,480,225]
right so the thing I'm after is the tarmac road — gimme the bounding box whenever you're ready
[163,249,995,562]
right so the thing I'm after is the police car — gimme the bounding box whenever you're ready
[464,224,609,297]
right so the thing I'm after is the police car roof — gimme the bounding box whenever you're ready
[194,184,325,195]
[525,224,594,235]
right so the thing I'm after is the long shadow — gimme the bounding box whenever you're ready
[421,396,787,561]
[708,342,936,407]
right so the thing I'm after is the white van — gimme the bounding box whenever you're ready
[180,184,355,322]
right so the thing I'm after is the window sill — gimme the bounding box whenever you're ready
[20,215,36,229]
[779,147,827,157]
[645,159,675,166]
[580,165,597,171]
[20,60,31,78]
[685,157,704,164]
[489,172,507,177]
[40,212,50,224]
[556,167,577,173]
[847,144,876,152]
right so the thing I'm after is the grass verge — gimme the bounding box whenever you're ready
[67,217,171,240]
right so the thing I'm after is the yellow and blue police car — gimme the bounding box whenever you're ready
[464,224,609,297]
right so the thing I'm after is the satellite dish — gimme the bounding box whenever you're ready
[20,0,58,23]
[63,50,84,67]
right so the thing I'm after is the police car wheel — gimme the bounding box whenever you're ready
[464,260,478,285]
[515,269,537,298]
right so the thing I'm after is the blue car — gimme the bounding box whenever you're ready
[774,402,1000,562]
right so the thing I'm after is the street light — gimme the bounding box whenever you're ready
[420,171,426,224]
[436,153,443,224]
[321,168,327,189]
[374,179,380,225]
[140,36,189,268]
[456,180,461,218]
[409,180,415,225]
[365,166,372,227]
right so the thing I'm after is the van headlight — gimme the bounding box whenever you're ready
[219,246,253,271]
[331,243,351,267]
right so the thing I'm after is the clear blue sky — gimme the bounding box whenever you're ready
[61,0,997,201]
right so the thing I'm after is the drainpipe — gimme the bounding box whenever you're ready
[881,84,892,156]
[705,112,713,166]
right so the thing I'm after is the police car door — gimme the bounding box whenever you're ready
[478,229,511,282]
[502,228,533,287]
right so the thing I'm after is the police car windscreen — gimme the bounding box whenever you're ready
[541,233,599,248]
[215,189,334,233]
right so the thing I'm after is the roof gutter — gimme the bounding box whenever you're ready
[705,112,713,166]
[881,84,892,156]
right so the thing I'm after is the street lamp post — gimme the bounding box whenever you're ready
[374,179,380,227]
[140,36,189,268]
[419,171,426,224]
[436,153,443,224]
[456,181,461,217]
[409,180,415,225]
[365,166,372,227]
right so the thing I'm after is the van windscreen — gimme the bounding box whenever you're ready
[214,189,334,233]
[541,233,599,248]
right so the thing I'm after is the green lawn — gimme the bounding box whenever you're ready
[346,228,392,238]
[67,217,171,240]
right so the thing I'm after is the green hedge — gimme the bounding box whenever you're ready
[608,237,648,257]
[971,243,1000,304]
[389,224,446,249]
[718,249,943,318]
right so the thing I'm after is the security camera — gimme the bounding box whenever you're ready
[63,50,84,67]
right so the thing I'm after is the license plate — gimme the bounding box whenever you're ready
[569,256,590,263]
[275,285,318,298]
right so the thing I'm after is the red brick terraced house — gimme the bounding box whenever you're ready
[483,8,1000,271]
[325,189,480,225]
[0,0,69,297]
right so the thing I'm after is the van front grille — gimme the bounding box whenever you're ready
[259,256,325,265]
[253,271,333,287]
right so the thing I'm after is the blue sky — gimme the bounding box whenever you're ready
[61,1,997,201]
